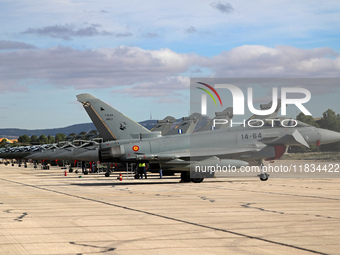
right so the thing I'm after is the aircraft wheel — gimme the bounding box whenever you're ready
[180,172,191,182]
[259,172,269,181]
[105,172,110,177]
[190,172,205,183]
[191,178,204,183]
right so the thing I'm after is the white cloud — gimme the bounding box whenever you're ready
[209,45,340,77]
[22,24,112,40]
[210,1,234,14]
[0,43,339,96]
[0,45,199,93]
[116,76,189,103]
[0,40,36,50]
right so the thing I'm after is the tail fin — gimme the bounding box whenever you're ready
[76,93,151,141]
[150,116,176,135]
[197,107,233,132]
[166,113,202,135]
[246,99,281,122]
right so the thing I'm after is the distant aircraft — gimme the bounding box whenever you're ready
[76,93,340,183]
[150,116,176,135]
[166,113,203,135]
[197,107,233,132]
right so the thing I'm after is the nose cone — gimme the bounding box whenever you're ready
[319,129,340,145]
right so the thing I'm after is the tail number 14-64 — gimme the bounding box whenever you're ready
[240,133,262,140]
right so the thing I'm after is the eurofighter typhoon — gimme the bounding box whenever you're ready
[76,93,340,183]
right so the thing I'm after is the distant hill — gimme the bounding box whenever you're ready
[0,123,96,138]
[0,117,210,139]
[139,119,158,130]
[0,121,158,138]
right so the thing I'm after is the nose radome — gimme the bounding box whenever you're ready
[319,128,340,145]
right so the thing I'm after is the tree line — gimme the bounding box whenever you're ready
[0,133,66,147]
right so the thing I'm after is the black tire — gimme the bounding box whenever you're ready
[191,178,204,183]
[259,172,269,181]
[190,172,204,183]
[180,172,191,182]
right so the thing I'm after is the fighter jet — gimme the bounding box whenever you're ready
[77,93,340,183]
[166,113,203,135]
[150,116,176,135]
[197,107,233,132]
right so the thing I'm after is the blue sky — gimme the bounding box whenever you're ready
[0,0,340,129]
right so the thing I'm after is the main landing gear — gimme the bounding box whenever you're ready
[180,172,204,183]
[257,162,269,181]
[258,172,269,181]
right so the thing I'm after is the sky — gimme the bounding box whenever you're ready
[0,0,340,129]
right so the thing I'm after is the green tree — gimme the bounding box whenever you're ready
[38,135,48,144]
[319,109,340,131]
[30,135,38,144]
[47,135,55,144]
[296,113,319,128]
[55,133,66,143]
[18,135,31,144]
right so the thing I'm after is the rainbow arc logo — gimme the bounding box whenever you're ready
[196,82,223,106]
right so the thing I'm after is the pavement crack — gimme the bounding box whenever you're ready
[14,212,28,222]
[69,241,115,253]
[241,202,284,214]
[198,196,215,202]
[241,202,336,219]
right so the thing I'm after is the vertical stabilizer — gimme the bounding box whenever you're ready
[246,99,281,122]
[197,107,233,132]
[150,116,176,135]
[166,113,203,135]
[76,93,151,141]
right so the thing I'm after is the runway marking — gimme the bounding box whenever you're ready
[0,177,329,255]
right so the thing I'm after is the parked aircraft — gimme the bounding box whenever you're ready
[76,93,340,183]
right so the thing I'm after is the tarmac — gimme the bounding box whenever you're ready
[0,161,340,255]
